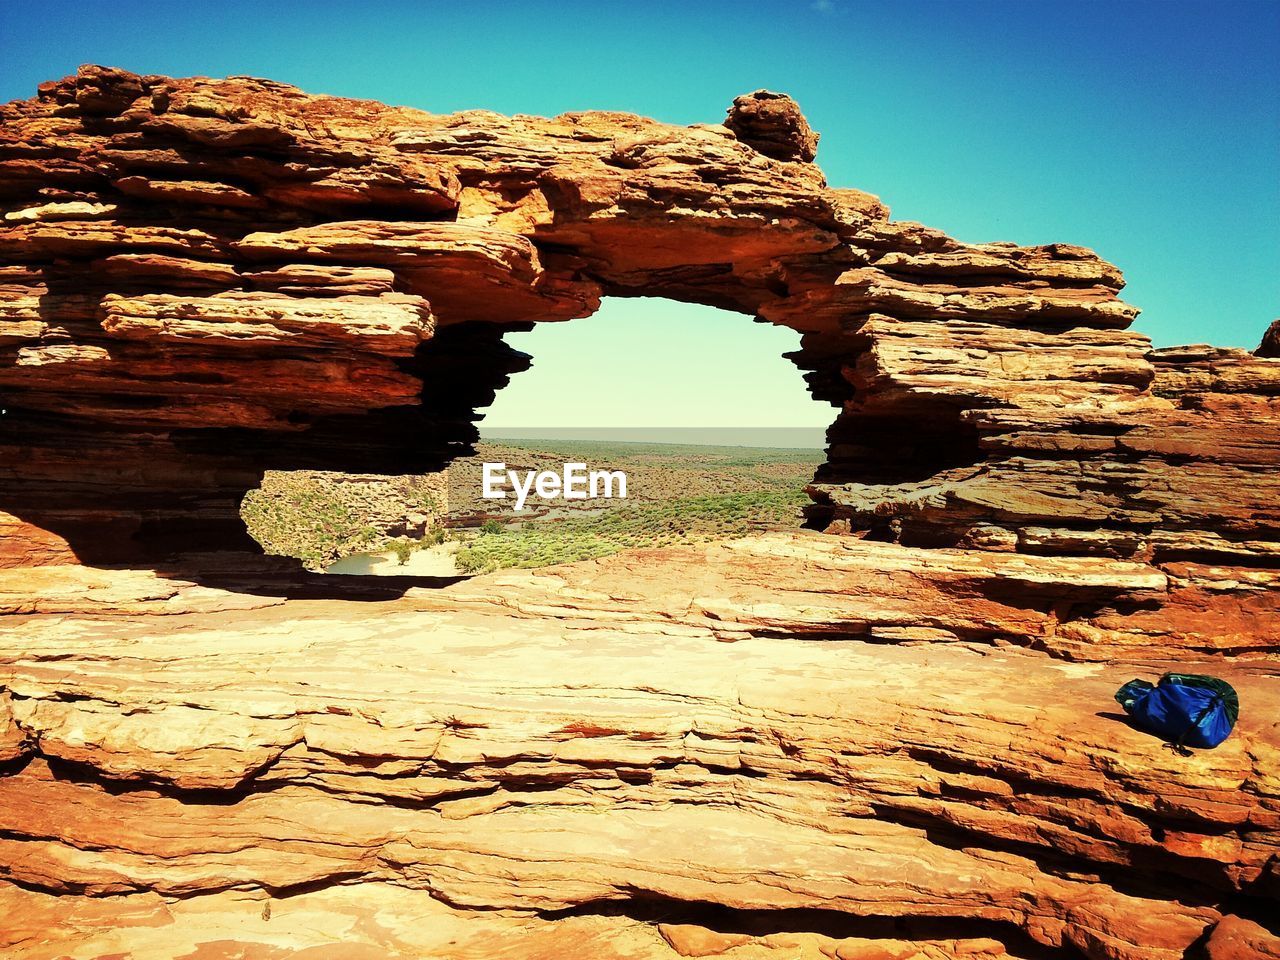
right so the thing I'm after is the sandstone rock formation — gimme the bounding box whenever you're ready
[1,535,1278,960]
[1,66,1278,959]
[724,90,820,162]
[1257,318,1280,358]
[0,64,1140,567]
[2,67,1275,576]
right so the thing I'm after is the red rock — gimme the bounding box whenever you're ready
[1204,915,1280,959]
[659,924,753,956]
[0,547,1262,957]
[1257,318,1280,357]
[0,66,1173,570]
[0,66,1275,960]
[724,89,820,162]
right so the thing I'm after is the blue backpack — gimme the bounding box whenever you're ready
[1114,673,1239,752]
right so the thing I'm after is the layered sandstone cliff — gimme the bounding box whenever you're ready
[0,64,1178,565]
[1,537,1278,960]
[0,67,1278,960]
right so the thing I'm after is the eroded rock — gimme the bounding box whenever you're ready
[0,66,1276,960]
[0,536,1276,958]
[724,89,820,162]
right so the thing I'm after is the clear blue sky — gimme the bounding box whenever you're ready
[2,0,1276,430]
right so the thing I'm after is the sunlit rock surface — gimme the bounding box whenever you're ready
[1,533,1278,959]
[0,63,1167,567]
[0,67,1277,958]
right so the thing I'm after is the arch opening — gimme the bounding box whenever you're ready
[244,297,839,575]
[482,297,833,443]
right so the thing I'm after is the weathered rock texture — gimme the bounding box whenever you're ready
[7,65,1274,572]
[1,67,1278,959]
[1,534,1279,959]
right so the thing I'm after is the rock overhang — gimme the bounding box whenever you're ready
[0,64,1278,960]
[0,63,1274,578]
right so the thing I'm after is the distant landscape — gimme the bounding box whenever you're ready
[242,438,824,574]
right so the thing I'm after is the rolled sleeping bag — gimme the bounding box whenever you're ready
[1114,673,1239,750]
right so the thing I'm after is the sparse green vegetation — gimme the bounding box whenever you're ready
[242,440,822,573]
[241,472,448,570]
[390,539,416,565]
[454,488,810,573]
[241,479,386,569]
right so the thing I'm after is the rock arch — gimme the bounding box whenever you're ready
[3,69,1280,960]
[1,67,1275,573]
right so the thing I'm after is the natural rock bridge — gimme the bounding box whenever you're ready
[0,67,1277,960]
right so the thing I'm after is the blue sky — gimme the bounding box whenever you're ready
[2,0,1276,430]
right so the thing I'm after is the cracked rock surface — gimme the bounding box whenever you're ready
[2,533,1278,959]
[0,67,1277,958]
